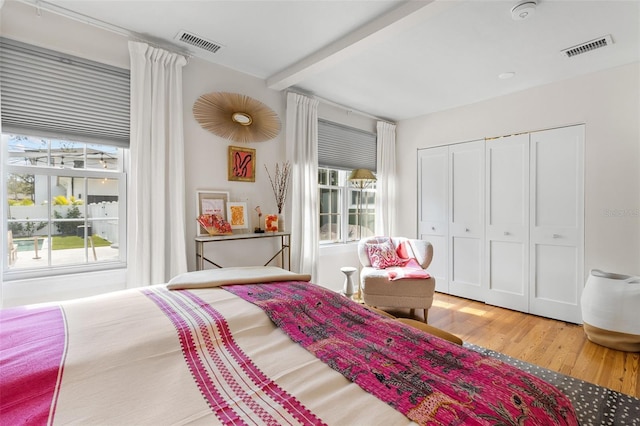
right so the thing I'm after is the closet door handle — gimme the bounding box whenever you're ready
[552,233,561,239]
[431,226,436,231]
[465,228,470,232]
[504,231,510,236]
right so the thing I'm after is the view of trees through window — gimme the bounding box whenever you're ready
[5,134,125,273]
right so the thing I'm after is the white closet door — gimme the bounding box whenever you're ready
[449,140,485,301]
[417,147,449,293]
[485,134,530,312]
[529,125,584,323]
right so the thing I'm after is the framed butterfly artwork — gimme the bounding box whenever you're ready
[228,145,256,182]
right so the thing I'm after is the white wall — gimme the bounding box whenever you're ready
[396,63,640,277]
[1,1,291,305]
[182,56,287,270]
[184,61,378,287]
[5,2,636,306]
[318,243,361,293]
[0,1,377,305]
[0,1,130,68]
[1,2,131,306]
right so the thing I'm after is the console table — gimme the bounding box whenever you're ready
[195,232,291,271]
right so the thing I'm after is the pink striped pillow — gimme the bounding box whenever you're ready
[366,239,405,269]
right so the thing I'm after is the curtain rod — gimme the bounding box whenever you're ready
[16,0,192,61]
[286,88,395,125]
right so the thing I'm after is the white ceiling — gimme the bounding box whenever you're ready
[26,0,640,121]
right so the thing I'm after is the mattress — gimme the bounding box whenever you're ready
[0,267,578,425]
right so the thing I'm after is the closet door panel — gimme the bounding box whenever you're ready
[485,135,529,312]
[451,237,482,286]
[417,147,449,293]
[534,138,580,228]
[450,148,482,229]
[420,234,447,292]
[489,241,525,295]
[418,147,448,226]
[449,140,484,301]
[534,244,579,304]
[529,125,584,323]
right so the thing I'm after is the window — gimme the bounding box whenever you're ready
[1,38,129,278]
[318,119,376,172]
[4,135,126,275]
[318,168,376,244]
[317,119,377,243]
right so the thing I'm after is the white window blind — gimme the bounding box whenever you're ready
[0,37,130,147]
[318,119,376,172]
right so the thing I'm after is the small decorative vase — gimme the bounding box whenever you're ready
[265,214,279,232]
[277,213,285,232]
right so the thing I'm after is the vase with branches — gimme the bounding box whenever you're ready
[265,161,291,215]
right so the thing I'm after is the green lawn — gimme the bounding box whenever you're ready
[52,235,112,250]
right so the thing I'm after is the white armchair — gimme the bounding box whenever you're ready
[357,236,436,323]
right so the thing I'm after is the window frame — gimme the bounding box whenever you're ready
[3,135,127,280]
[1,37,130,281]
[318,167,375,245]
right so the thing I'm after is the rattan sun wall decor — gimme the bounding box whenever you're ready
[193,92,281,143]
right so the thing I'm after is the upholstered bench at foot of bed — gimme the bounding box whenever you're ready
[360,266,436,322]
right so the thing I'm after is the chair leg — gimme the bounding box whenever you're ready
[423,308,429,324]
[409,308,415,317]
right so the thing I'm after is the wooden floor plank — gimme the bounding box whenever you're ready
[385,292,640,398]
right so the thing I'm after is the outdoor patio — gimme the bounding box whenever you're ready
[8,244,120,269]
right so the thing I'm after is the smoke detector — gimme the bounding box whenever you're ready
[511,1,537,20]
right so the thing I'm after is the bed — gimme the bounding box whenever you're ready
[1,266,578,425]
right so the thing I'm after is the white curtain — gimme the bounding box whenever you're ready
[375,121,397,237]
[0,88,3,305]
[127,42,188,287]
[286,92,320,281]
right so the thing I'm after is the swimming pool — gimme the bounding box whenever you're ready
[15,238,45,252]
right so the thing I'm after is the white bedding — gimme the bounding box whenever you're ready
[1,272,412,425]
[0,267,578,425]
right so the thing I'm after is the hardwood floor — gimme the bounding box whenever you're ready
[385,292,640,399]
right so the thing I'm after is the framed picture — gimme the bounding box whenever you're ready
[196,190,229,235]
[227,201,248,229]
[228,145,256,182]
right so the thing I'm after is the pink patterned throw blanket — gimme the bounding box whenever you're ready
[225,281,579,425]
[387,258,432,281]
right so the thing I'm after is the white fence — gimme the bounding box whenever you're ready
[8,202,119,244]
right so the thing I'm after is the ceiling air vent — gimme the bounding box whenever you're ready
[175,30,224,54]
[561,35,613,58]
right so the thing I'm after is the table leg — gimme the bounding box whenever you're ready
[196,241,203,270]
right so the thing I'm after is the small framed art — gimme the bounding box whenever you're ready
[227,202,248,229]
[196,190,229,235]
[228,145,256,182]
